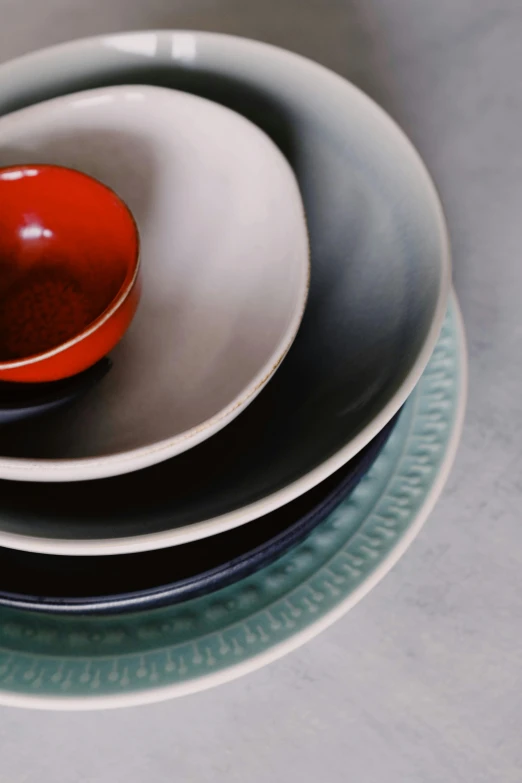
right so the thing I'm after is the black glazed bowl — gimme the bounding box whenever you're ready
[0,415,398,615]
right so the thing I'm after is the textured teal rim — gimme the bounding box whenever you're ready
[0,296,466,709]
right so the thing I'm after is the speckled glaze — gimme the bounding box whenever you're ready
[0,297,466,709]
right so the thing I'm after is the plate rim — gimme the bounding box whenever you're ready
[0,293,467,709]
[0,29,451,554]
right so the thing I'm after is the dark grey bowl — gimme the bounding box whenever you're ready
[0,32,450,555]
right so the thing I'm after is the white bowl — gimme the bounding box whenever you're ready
[0,32,450,555]
[0,84,309,481]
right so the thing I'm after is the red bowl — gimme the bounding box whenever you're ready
[0,164,140,382]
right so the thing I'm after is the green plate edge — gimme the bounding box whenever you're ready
[0,293,466,709]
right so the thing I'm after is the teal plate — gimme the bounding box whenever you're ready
[0,298,466,709]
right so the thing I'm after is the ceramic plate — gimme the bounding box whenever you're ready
[0,297,466,709]
[0,32,451,555]
[0,85,309,481]
[0,416,397,616]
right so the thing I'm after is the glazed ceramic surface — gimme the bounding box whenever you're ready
[0,296,466,709]
[0,359,111,424]
[0,164,139,382]
[0,416,397,615]
[0,85,309,480]
[0,31,450,553]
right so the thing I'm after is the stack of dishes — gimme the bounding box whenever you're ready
[0,31,465,710]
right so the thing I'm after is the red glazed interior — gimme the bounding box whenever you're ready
[0,164,139,381]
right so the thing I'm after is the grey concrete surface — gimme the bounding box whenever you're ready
[0,1,521,781]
